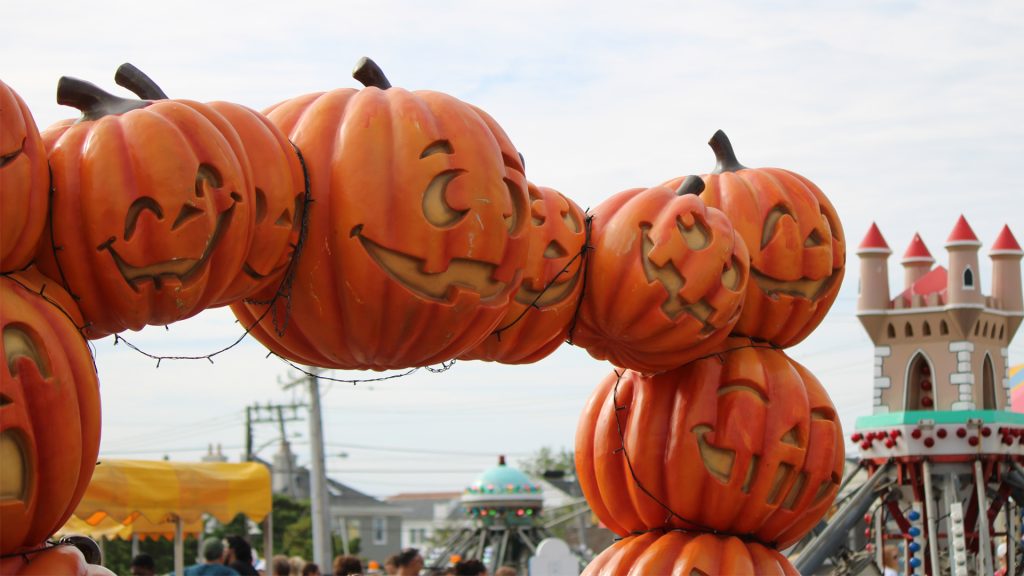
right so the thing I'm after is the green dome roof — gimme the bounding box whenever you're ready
[463,456,543,503]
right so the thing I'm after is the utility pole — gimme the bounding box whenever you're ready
[244,402,305,462]
[281,367,332,570]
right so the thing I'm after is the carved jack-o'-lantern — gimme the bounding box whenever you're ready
[582,530,799,576]
[112,63,307,303]
[36,77,256,338]
[0,80,49,273]
[664,131,845,347]
[575,338,843,548]
[0,269,101,554]
[459,183,586,363]
[571,177,749,374]
[232,58,530,370]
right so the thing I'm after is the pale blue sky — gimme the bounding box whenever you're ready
[3,0,1022,497]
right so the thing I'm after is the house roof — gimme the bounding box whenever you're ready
[894,265,947,307]
[992,225,1023,255]
[386,492,462,502]
[946,215,981,247]
[902,233,934,264]
[858,222,891,254]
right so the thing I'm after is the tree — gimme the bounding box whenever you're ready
[517,446,574,477]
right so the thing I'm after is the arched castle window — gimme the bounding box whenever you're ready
[905,323,914,337]
[922,322,931,336]
[906,353,934,411]
[974,322,981,336]
[963,267,975,289]
[1000,325,1006,340]
[887,324,896,339]
[940,320,949,335]
[982,354,997,409]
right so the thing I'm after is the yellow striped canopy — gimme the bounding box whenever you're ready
[70,459,271,526]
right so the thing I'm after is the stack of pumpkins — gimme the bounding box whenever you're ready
[2,55,845,573]
[573,132,848,573]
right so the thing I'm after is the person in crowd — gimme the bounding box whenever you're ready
[332,554,363,576]
[185,538,239,576]
[383,555,398,575]
[302,562,322,576]
[882,545,899,576]
[493,567,516,576]
[224,535,259,576]
[452,559,486,576]
[289,556,306,576]
[996,541,1009,576]
[394,548,424,576]
[129,553,156,576]
[270,555,292,576]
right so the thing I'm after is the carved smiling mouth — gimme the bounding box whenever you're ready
[514,268,580,307]
[98,204,236,291]
[356,230,509,302]
[752,269,838,301]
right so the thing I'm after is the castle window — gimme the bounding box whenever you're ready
[982,354,997,409]
[974,322,981,336]
[963,267,975,289]
[922,322,931,336]
[983,322,990,338]
[940,320,949,335]
[887,324,896,339]
[1000,325,1006,339]
[905,323,914,337]
[906,353,935,411]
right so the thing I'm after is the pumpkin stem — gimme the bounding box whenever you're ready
[114,62,169,100]
[675,175,706,196]
[352,57,392,90]
[57,77,150,122]
[708,129,747,174]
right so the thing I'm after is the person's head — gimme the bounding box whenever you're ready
[130,553,156,576]
[332,554,363,576]
[271,554,292,576]
[395,548,423,575]
[883,545,899,568]
[226,535,254,564]
[201,537,225,563]
[453,559,486,576]
[383,554,398,575]
[494,567,516,576]
[290,556,306,576]
[303,562,322,576]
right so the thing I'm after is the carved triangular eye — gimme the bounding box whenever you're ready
[761,204,793,249]
[274,209,292,227]
[781,426,802,447]
[172,204,204,231]
[543,241,568,259]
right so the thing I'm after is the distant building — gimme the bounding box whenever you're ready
[270,441,404,563]
[385,492,463,550]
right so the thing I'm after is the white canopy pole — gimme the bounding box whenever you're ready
[173,515,184,576]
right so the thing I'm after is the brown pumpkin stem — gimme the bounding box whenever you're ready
[57,77,150,122]
[675,175,706,196]
[114,62,169,100]
[708,129,747,174]
[352,57,392,90]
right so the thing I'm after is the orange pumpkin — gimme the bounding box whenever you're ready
[459,183,586,363]
[664,130,845,347]
[575,338,843,548]
[571,177,749,374]
[232,57,530,370]
[582,530,799,576]
[0,269,100,553]
[0,542,115,575]
[0,80,49,273]
[113,63,308,302]
[37,76,257,338]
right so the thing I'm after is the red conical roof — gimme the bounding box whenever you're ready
[991,225,1023,255]
[902,233,934,264]
[858,222,891,254]
[945,215,981,246]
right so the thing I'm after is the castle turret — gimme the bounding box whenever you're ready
[857,223,892,338]
[991,224,1023,337]
[901,233,934,296]
[945,216,984,335]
